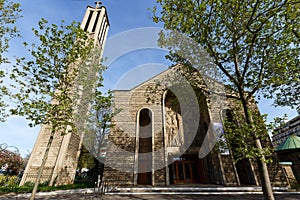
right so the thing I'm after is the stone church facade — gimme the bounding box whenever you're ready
[103,65,289,187]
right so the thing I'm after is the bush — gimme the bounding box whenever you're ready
[0,175,6,186]
[0,180,94,194]
[6,176,19,186]
[0,175,19,187]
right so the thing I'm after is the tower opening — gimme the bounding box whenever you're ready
[84,10,93,32]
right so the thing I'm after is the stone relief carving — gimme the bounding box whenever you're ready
[165,105,184,147]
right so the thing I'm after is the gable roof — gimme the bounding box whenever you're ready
[114,64,181,92]
[276,134,300,151]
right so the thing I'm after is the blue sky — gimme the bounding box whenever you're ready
[0,0,298,157]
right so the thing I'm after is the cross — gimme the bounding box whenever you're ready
[95,1,102,9]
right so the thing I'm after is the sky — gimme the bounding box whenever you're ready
[0,0,298,157]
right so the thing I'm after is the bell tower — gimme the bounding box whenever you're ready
[81,1,109,49]
[20,2,110,186]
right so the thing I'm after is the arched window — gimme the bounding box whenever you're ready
[137,108,152,185]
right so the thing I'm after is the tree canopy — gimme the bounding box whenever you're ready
[10,18,95,132]
[10,18,105,199]
[0,0,21,64]
[153,1,299,199]
[153,0,300,109]
[0,0,21,121]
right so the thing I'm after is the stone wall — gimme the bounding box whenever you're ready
[220,155,238,185]
[20,126,65,185]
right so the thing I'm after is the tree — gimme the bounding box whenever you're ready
[72,43,114,185]
[10,19,99,200]
[0,143,23,175]
[153,1,300,199]
[0,0,21,121]
[77,145,96,175]
[271,3,300,111]
[272,76,299,111]
[266,113,288,146]
[221,107,273,165]
[82,91,114,160]
[81,90,115,184]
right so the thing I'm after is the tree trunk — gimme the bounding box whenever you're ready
[30,129,55,200]
[240,97,275,200]
[255,138,275,200]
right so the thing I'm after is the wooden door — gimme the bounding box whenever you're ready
[172,160,199,183]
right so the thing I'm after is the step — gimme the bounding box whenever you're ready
[104,186,290,195]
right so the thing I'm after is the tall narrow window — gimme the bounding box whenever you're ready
[137,108,152,185]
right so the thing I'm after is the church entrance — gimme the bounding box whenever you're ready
[137,109,152,185]
[172,159,198,183]
[169,155,207,184]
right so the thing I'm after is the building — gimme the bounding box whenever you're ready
[272,115,300,148]
[20,2,109,186]
[276,134,300,185]
[102,65,288,187]
[20,2,289,188]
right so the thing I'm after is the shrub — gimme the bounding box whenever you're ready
[0,175,6,186]
[0,175,19,187]
[6,176,19,186]
[0,179,94,194]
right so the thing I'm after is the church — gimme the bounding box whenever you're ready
[20,2,289,188]
[102,65,289,187]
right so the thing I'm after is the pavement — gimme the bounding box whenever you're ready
[0,188,300,200]
[1,192,300,200]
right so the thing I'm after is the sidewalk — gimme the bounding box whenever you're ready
[1,192,300,200]
[0,187,300,200]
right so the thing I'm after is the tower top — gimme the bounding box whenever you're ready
[95,1,102,9]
